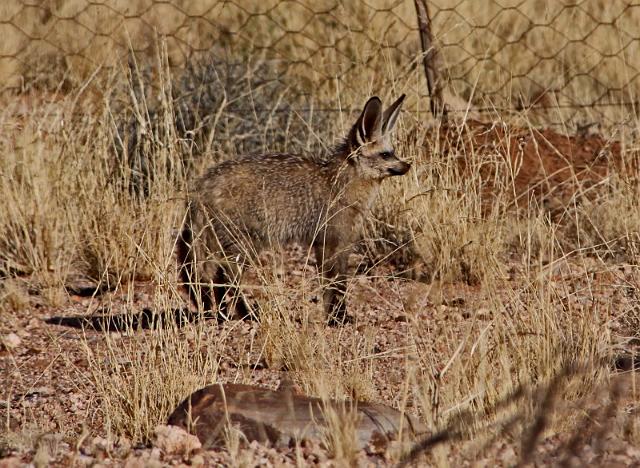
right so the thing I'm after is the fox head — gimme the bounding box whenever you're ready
[344,94,410,180]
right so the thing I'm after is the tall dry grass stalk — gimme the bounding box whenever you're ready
[73,46,223,443]
[319,399,361,466]
[255,272,378,402]
[0,43,186,291]
[400,201,616,463]
[1,42,216,443]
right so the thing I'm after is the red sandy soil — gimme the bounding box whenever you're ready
[425,119,629,216]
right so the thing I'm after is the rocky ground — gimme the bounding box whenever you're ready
[2,122,640,466]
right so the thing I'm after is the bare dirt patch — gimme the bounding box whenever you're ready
[3,247,640,465]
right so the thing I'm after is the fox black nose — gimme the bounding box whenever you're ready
[388,161,411,176]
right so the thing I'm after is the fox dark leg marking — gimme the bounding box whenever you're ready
[315,243,353,326]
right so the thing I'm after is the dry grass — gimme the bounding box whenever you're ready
[2,3,640,465]
[319,400,361,466]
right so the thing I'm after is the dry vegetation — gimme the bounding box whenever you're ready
[2,1,640,466]
[3,0,640,113]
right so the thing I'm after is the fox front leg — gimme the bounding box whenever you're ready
[315,243,353,325]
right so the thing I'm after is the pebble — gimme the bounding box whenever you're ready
[1,333,21,350]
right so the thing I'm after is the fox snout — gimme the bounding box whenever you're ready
[387,160,411,176]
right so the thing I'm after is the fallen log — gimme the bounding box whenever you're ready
[167,383,427,451]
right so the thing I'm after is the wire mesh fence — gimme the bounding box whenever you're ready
[430,0,640,129]
[1,0,639,129]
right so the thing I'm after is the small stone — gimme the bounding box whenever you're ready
[190,454,205,467]
[85,436,112,458]
[0,457,24,468]
[476,308,492,320]
[154,425,201,457]
[74,454,96,466]
[113,436,132,458]
[124,455,160,468]
[27,318,40,329]
[2,333,21,350]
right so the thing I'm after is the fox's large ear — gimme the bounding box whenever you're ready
[355,96,383,145]
[381,94,406,134]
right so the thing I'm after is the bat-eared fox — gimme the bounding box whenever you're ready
[178,94,410,325]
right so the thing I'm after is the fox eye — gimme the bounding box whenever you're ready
[380,151,394,160]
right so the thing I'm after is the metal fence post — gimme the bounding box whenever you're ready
[414,0,447,120]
